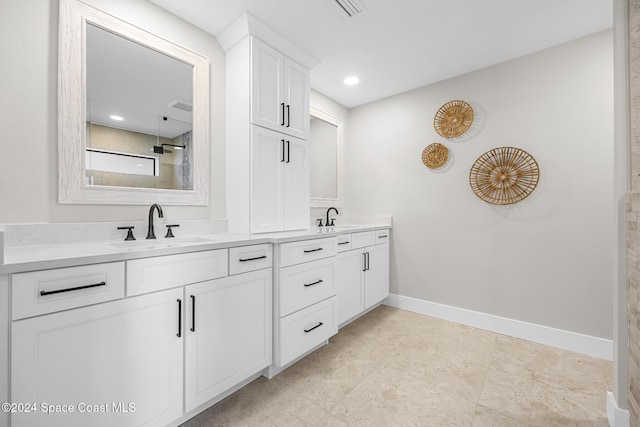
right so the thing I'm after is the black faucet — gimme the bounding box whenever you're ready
[146,203,164,239]
[325,207,339,227]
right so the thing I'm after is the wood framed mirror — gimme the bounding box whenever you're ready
[309,107,343,208]
[58,0,210,205]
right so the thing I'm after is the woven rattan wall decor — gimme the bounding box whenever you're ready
[434,100,474,138]
[422,143,449,169]
[469,147,539,205]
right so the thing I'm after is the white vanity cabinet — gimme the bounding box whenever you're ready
[251,37,310,140]
[11,270,183,427]
[335,229,390,326]
[250,125,309,233]
[272,237,338,369]
[10,244,274,427]
[185,268,271,412]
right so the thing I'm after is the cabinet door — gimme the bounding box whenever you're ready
[282,137,309,231]
[185,269,272,411]
[364,243,390,309]
[283,57,310,140]
[11,288,184,427]
[251,126,284,233]
[335,249,365,326]
[251,38,284,132]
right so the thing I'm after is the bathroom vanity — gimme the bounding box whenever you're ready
[0,224,390,427]
[0,1,392,425]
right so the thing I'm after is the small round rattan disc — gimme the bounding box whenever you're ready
[434,100,474,138]
[469,147,539,205]
[422,143,449,169]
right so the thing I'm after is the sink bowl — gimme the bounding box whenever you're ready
[329,225,362,231]
[110,236,215,250]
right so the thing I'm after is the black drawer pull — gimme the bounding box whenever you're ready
[378,235,388,238]
[40,281,106,296]
[303,247,323,253]
[304,279,323,287]
[338,241,350,245]
[304,322,324,333]
[177,299,182,338]
[239,255,267,262]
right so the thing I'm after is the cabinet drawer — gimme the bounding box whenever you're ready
[279,237,336,268]
[279,258,335,317]
[376,229,390,244]
[127,250,228,296]
[336,234,352,252]
[12,262,125,320]
[229,244,273,275]
[278,297,337,367]
[351,231,375,249]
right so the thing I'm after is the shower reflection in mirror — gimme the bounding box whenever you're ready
[83,22,194,191]
[85,115,193,191]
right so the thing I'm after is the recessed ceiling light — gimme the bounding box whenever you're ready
[110,115,124,121]
[344,76,360,86]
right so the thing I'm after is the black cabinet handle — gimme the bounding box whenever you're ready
[281,139,286,162]
[286,140,290,163]
[40,281,106,296]
[304,279,323,287]
[378,235,388,238]
[190,295,195,332]
[304,247,323,253]
[286,104,290,127]
[338,241,350,246]
[239,255,267,262]
[281,103,285,126]
[177,299,182,338]
[362,252,367,272]
[304,322,323,333]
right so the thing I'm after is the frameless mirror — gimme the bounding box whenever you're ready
[309,107,343,208]
[58,0,209,205]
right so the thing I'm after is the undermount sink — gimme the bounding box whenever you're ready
[110,236,215,250]
[329,225,361,231]
[316,225,362,233]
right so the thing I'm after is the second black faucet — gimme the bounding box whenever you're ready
[325,207,339,227]
[146,203,164,239]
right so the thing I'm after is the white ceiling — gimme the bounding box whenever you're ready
[86,23,193,138]
[149,0,613,109]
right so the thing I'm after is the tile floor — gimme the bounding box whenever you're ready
[181,305,612,426]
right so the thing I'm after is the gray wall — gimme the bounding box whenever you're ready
[345,31,614,339]
[0,0,226,223]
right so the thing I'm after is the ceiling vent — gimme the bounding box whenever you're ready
[334,0,365,17]
[166,98,193,113]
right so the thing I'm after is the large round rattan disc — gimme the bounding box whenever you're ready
[469,147,539,205]
[434,100,474,138]
[422,143,449,169]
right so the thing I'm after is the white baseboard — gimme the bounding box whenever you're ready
[383,294,613,361]
[607,391,630,427]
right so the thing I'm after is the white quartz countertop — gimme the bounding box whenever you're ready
[0,224,390,275]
